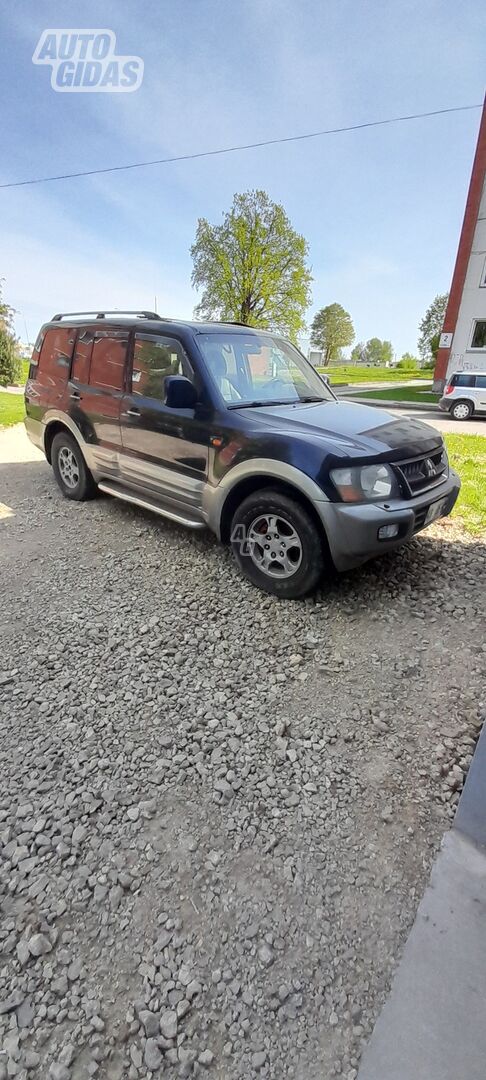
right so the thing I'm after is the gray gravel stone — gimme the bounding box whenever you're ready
[28,934,52,957]
[159,1008,178,1039]
[144,1038,163,1070]
[0,426,484,1080]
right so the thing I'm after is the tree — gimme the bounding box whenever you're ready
[0,282,21,387]
[351,342,367,364]
[396,352,419,371]
[310,303,354,364]
[351,337,393,366]
[418,294,448,362]
[365,337,393,366]
[190,190,312,341]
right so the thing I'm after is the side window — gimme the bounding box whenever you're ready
[131,335,189,400]
[475,375,486,389]
[71,330,93,383]
[38,328,74,377]
[452,373,475,388]
[89,332,128,391]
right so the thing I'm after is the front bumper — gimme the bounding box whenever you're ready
[317,469,461,572]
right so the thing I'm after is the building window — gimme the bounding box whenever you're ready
[470,321,486,350]
[480,257,486,287]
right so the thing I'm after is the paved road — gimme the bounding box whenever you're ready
[387,407,486,435]
[333,380,428,393]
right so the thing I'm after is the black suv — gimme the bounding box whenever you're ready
[25,311,460,598]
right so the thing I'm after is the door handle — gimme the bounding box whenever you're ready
[70,390,81,400]
[123,407,140,417]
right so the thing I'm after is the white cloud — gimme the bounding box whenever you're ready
[4,228,195,341]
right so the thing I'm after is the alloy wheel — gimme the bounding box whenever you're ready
[58,445,80,489]
[247,513,303,578]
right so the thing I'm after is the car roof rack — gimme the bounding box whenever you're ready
[50,310,163,322]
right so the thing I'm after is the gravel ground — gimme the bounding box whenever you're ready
[0,427,485,1080]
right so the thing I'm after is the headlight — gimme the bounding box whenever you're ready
[330,463,399,502]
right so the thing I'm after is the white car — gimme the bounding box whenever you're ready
[439,372,486,420]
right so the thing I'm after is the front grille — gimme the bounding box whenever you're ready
[394,448,448,498]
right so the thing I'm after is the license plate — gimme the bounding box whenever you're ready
[425,497,447,525]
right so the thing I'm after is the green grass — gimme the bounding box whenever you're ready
[318,365,433,384]
[0,391,25,428]
[350,384,439,404]
[444,433,486,537]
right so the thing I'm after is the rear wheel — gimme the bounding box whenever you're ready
[51,431,96,500]
[231,489,324,599]
[451,399,473,421]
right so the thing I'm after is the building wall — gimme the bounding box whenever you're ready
[434,99,486,390]
[444,174,486,379]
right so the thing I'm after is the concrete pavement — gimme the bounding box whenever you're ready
[358,829,486,1080]
[336,395,486,434]
[358,720,486,1080]
[388,406,486,435]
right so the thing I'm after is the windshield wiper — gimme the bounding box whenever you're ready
[227,396,327,410]
[227,399,293,409]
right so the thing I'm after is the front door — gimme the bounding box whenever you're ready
[119,333,208,514]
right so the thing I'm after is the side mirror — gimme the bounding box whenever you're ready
[165,375,198,409]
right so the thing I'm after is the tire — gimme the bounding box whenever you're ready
[51,431,97,501]
[451,399,473,421]
[230,489,325,599]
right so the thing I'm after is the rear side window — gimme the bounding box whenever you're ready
[38,328,74,377]
[451,373,475,388]
[71,330,94,383]
[131,334,189,400]
[89,332,128,391]
[475,375,486,388]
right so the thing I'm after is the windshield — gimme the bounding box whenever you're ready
[198,332,334,407]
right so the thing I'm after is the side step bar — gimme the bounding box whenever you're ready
[98,481,206,530]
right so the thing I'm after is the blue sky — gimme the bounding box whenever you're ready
[1,0,484,355]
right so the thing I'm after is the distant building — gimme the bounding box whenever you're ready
[434,97,486,390]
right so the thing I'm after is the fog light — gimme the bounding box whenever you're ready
[378,523,399,540]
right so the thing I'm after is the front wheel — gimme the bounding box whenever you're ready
[51,431,96,500]
[230,489,325,599]
[451,399,473,421]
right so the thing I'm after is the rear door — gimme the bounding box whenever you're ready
[119,332,208,512]
[69,327,129,472]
